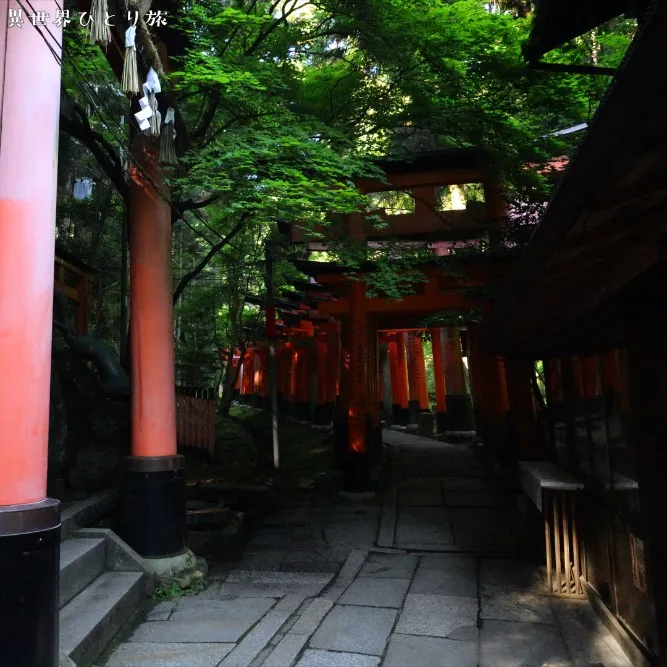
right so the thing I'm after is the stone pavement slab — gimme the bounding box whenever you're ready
[309,604,397,655]
[479,619,572,667]
[449,507,515,551]
[321,550,367,602]
[384,633,478,667]
[395,593,477,638]
[481,583,555,624]
[104,642,235,667]
[146,600,177,621]
[550,598,632,667]
[129,598,274,643]
[398,478,443,507]
[441,476,485,491]
[220,595,303,667]
[295,650,379,667]
[480,557,545,588]
[338,576,410,608]
[219,571,333,599]
[262,634,308,667]
[445,490,495,507]
[395,507,453,545]
[359,553,417,579]
[410,556,477,597]
[290,599,335,635]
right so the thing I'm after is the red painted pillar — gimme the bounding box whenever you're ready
[0,5,62,661]
[444,328,466,394]
[393,333,410,424]
[232,352,242,393]
[315,334,331,424]
[410,333,429,411]
[120,133,185,559]
[241,349,255,402]
[430,328,447,422]
[346,281,372,489]
[326,322,340,405]
[504,358,541,459]
[444,328,474,430]
[129,136,177,458]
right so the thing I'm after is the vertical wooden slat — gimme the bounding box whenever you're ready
[545,492,553,595]
[561,493,571,595]
[553,491,562,595]
[571,494,582,595]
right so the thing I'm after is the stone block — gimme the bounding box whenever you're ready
[310,605,396,655]
[410,557,477,597]
[480,583,555,624]
[296,650,379,667]
[395,593,477,638]
[359,554,418,579]
[339,577,411,608]
[479,619,571,667]
[384,634,478,667]
[105,643,234,666]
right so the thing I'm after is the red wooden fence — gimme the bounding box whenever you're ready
[175,386,216,457]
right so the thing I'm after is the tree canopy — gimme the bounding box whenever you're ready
[56,0,636,383]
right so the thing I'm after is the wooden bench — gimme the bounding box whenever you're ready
[518,461,585,598]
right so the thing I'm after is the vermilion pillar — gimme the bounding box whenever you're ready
[504,358,541,459]
[444,328,475,431]
[430,328,448,433]
[467,326,508,453]
[393,333,410,425]
[346,281,372,489]
[120,133,185,559]
[412,333,429,410]
[241,349,255,404]
[0,5,62,664]
[254,347,268,409]
[315,335,331,425]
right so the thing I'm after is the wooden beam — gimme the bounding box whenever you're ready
[356,169,488,193]
[502,234,666,349]
[527,62,617,77]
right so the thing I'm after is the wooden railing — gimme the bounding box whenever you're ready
[175,386,216,457]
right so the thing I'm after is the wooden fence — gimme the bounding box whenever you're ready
[175,386,216,457]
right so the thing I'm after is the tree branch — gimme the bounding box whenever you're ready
[59,109,129,202]
[172,215,249,304]
[191,91,222,141]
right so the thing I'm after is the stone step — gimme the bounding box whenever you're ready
[60,571,145,667]
[59,538,106,609]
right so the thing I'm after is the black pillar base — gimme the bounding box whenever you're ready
[0,498,60,667]
[435,411,448,434]
[398,407,409,426]
[120,455,186,558]
[292,401,309,421]
[445,393,476,431]
[344,452,371,492]
[333,402,348,469]
[313,403,334,425]
[408,400,420,424]
[391,403,401,424]
[259,395,271,411]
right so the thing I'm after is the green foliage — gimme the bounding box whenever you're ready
[59,0,636,372]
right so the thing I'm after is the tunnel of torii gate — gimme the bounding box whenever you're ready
[236,150,544,490]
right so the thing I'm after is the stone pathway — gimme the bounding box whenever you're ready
[102,430,632,667]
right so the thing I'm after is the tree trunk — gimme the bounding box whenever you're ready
[218,346,245,417]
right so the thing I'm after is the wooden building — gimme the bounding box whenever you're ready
[487,1,667,663]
